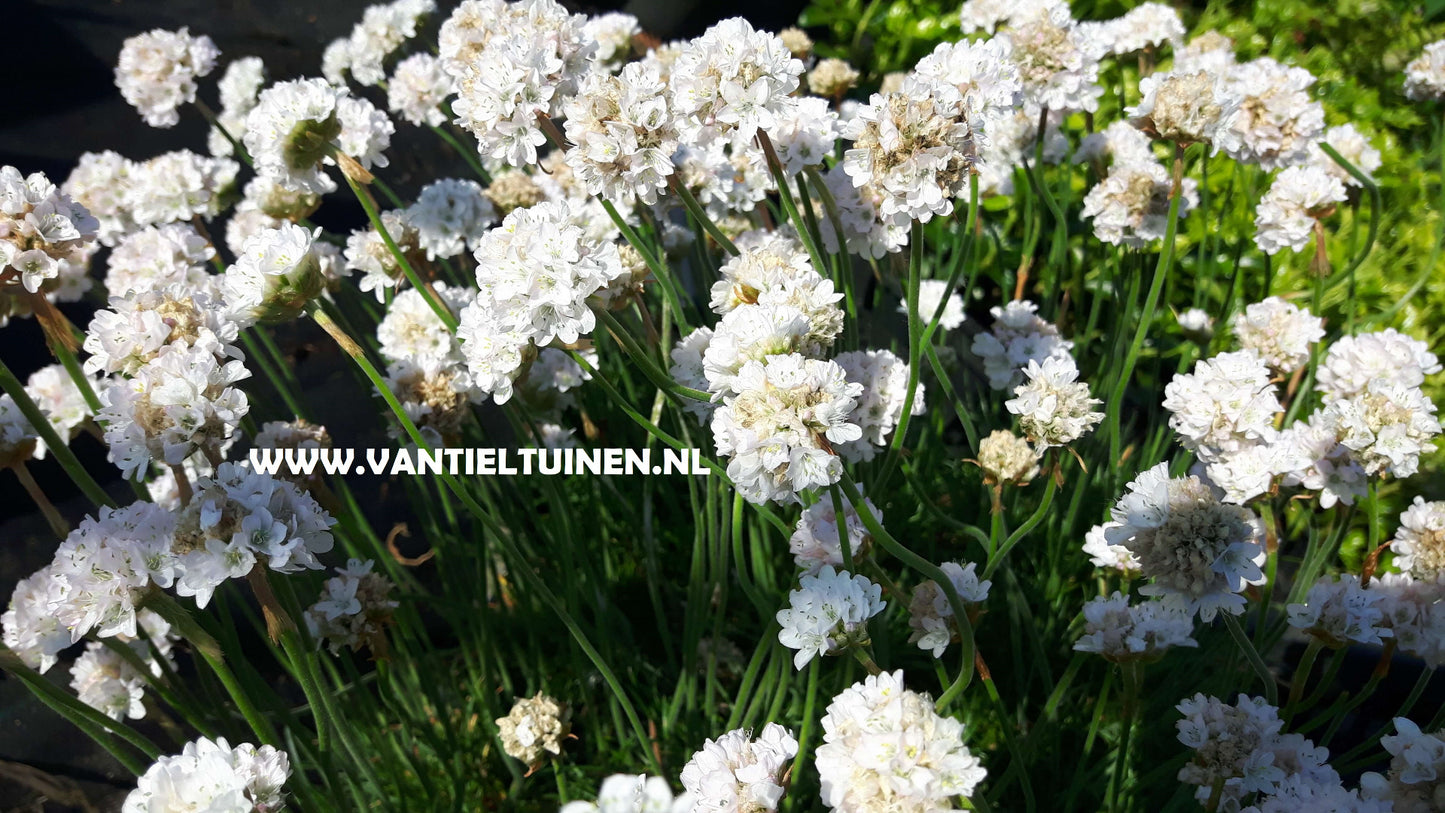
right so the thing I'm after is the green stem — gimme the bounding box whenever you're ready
[873,220,925,493]
[1222,613,1277,705]
[342,173,458,332]
[669,175,739,256]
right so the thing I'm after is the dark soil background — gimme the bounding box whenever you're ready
[0,1,807,809]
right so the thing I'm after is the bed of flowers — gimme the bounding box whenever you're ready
[2,0,1444,810]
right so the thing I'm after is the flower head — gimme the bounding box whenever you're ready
[496,692,570,769]
[115,28,219,127]
[680,723,798,812]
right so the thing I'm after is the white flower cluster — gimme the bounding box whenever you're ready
[1360,718,1445,812]
[560,774,692,813]
[1392,497,1445,582]
[711,354,863,504]
[816,670,988,809]
[1286,574,1391,648]
[1231,296,1325,374]
[304,558,398,654]
[115,28,219,128]
[324,0,435,87]
[1405,40,1445,102]
[1163,349,1282,461]
[833,349,924,462]
[1081,159,1198,247]
[971,300,1075,390]
[1316,328,1442,400]
[1129,70,1241,150]
[907,561,992,657]
[223,222,329,325]
[790,493,879,575]
[388,53,454,127]
[123,737,291,813]
[1006,356,1104,447]
[680,723,798,812]
[1107,463,1267,621]
[443,0,594,168]
[670,18,802,149]
[776,565,884,668]
[2,166,100,295]
[244,78,393,194]
[24,364,94,458]
[1074,592,1197,662]
[1176,694,1338,810]
[210,57,266,156]
[564,61,679,206]
[70,610,175,721]
[1083,521,1140,573]
[407,178,497,260]
[496,691,569,768]
[1223,58,1326,171]
[1254,165,1347,255]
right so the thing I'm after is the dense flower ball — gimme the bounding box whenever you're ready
[711,354,864,504]
[496,692,569,769]
[559,774,692,813]
[1360,717,1445,812]
[842,75,979,227]
[304,558,398,654]
[1222,58,1325,171]
[1129,70,1241,149]
[1324,381,1441,479]
[833,349,923,462]
[1405,40,1445,102]
[789,493,880,575]
[1005,356,1104,447]
[907,561,991,657]
[1176,694,1334,810]
[222,223,329,324]
[816,670,987,810]
[406,178,496,260]
[1001,5,1103,113]
[1074,593,1197,662]
[1163,350,1282,462]
[1254,165,1347,255]
[971,300,1075,390]
[1286,574,1390,648]
[1107,463,1267,620]
[1316,329,1442,400]
[2,166,101,294]
[115,28,219,128]
[670,18,802,148]
[564,61,678,205]
[1081,160,1198,247]
[123,737,290,813]
[977,429,1040,485]
[244,78,393,194]
[388,52,454,127]
[776,566,884,668]
[680,723,798,812]
[1231,296,1325,375]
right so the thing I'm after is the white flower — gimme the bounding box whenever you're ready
[1094,3,1185,56]
[1174,31,1237,75]
[1360,718,1445,812]
[304,558,398,655]
[1,166,101,294]
[115,28,219,128]
[670,328,717,424]
[339,0,436,87]
[1081,160,1198,247]
[1287,574,1391,648]
[496,691,569,768]
[710,355,863,505]
[560,774,692,813]
[84,282,239,377]
[1392,497,1445,582]
[1254,165,1347,255]
[472,200,625,346]
[388,52,454,127]
[1197,442,1291,505]
[63,151,139,245]
[958,0,1066,34]
[1325,381,1441,478]
[816,164,909,259]
[447,0,593,168]
[71,642,147,721]
[1244,772,1388,813]
[670,18,803,149]
[223,222,328,324]
[1275,412,1368,509]
[1163,350,1282,462]
[790,493,879,576]
[563,60,678,206]
[1177,308,1215,343]
[817,670,987,809]
[406,178,496,260]
[904,279,967,331]
[123,737,291,813]
[1076,120,1157,167]
[1084,521,1140,572]
[1107,463,1267,621]
[127,150,239,228]
[977,429,1040,485]
[24,364,93,457]
[702,304,814,396]
[98,345,250,480]
[1308,124,1381,187]
[842,75,979,227]
[833,349,924,462]
[768,97,839,176]
[777,566,884,669]
[1223,58,1326,170]
[377,281,473,377]
[173,462,336,607]
[970,300,1075,391]
[1405,40,1445,101]
[2,567,71,672]
[344,209,424,301]
[680,723,798,812]
[1005,356,1104,447]
[1001,5,1103,113]
[674,139,774,219]
[1371,573,1445,667]
[1176,694,1333,809]
[912,37,1022,122]
[1231,296,1325,375]
[710,233,842,340]
[1129,70,1242,151]
[456,299,533,406]
[244,78,392,193]
[1316,329,1441,400]
[1074,593,1197,662]
[586,12,640,71]
[908,562,991,657]
[103,223,213,297]
[0,394,38,466]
